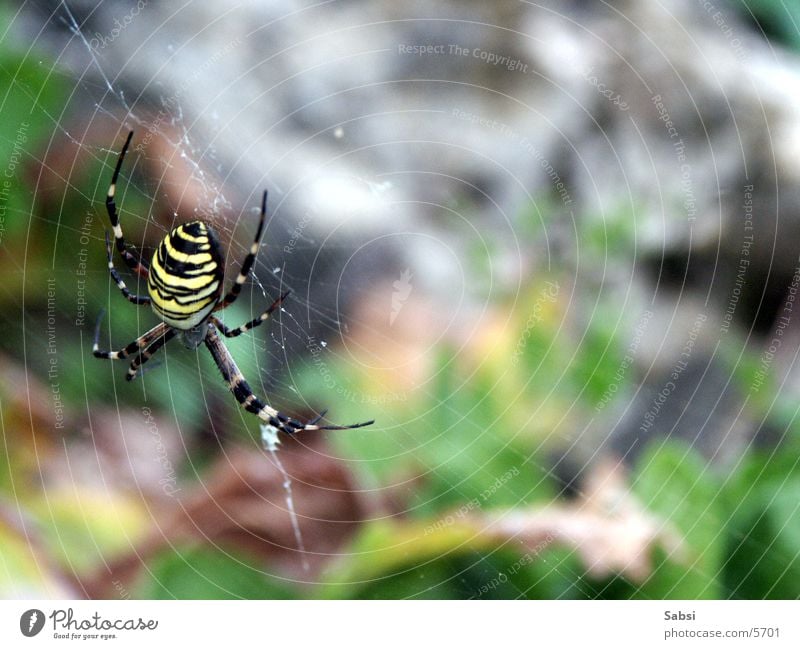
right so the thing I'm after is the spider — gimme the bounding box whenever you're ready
[93,131,373,436]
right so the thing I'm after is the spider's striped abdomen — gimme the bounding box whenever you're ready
[147,220,224,330]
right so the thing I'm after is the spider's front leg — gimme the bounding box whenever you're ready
[93,314,170,362]
[125,328,177,380]
[203,323,373,435]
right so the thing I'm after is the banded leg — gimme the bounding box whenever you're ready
[105,231,150,305]
[93,314,170,361]
[211,290,290,338]
[216,190,268,310]
[204,324,374,435]
[126,327,177,381]
[107,130,149,279]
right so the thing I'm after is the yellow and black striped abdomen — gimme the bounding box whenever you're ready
[147,221,224,329]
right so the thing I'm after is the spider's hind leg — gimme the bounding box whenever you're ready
[104,231,150,306]
[212,290,290,338]
[106,131,149,279]
[216,190,270,310]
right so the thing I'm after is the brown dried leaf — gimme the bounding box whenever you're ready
[469,459,687,582]
[79,434,373,597]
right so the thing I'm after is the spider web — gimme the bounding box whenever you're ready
[9,0,394,588]
[55,0,374,419]
[6,0,800,604]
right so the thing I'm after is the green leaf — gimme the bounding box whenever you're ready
[634,441,724,598]
[723,469,800,598]
[0,25,68,241]
[137,545,298,599]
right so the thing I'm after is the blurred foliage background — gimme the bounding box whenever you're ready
[3,0,800,600]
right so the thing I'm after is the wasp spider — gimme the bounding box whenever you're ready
[93,131,374,436]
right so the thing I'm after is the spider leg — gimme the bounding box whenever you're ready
[204,323,374,435]
[107,130,149,279]
[306,409,328,426]
[126,327,177,381]
[216,190,269,311]
[93,312,170,361]
[105,231,151,305]
[211,290,290,338]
